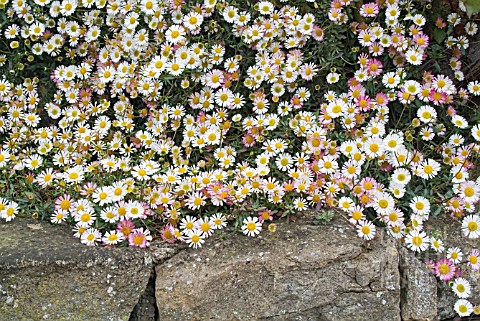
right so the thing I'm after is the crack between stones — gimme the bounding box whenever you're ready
[129,244,188,321]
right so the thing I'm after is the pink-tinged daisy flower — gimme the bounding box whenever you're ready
[413,33,429,48]
[258,209,273,223]
[360,2,379,17]
[429,90,447,105]
[204,69,224,89]
[128,228,152,248]
[366,58,382,77]
[434,258,456,281]
[311,25,325,41]
[467,249,480,270]
[80,182,97,196]
[242,132,256,147]
[160,225,177,244]
[436,17,446,28]
[116,219,135,238]
[55,193,75,212]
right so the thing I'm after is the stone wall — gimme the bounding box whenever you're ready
[0,217,475,321]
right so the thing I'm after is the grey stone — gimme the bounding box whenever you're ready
[155,217,401,321]
[399,246,438,321]
[0,219,152,321]
[129,272,156,321]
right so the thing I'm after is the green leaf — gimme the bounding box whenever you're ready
[433,28,446,44]
[465,0,480,17]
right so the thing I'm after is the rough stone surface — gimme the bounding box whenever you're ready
[425,217,480,320]
[129,272,156,321]
[399,246,438,321]
[0,219,153,321]
[155,217,401,321]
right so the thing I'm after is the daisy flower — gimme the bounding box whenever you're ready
[1,201,19,222]
[417,105,437,123]
[391,168,411,185]
[92,186,114,206]
[470,124,480,141]
[357,220,376,240]
[447,247,463,264]
[81,228,101,246]
[197,217,214,237]
[211,213,227,229]
[467,249,480,270]
[454,299,473,317]
[363,137,385,158]
[409,196,431,217]
[185,229,205,249]
[64,165,85,184]
[416,159,440,179]
[185,191,206,210]
[293,197,308,211]
[102,230,125,246]
[35,168,56,188]
[183,12,203,30]
[467,80,480,96]
[430,237,444,253]
[457,181,480,203]
[125,200,146,220]
[434,258,456,281]
[372,191,395,215]
[452,278,471,299]
[241,216,262,237]
[165,25,185,44]
[51,209,69,224]
[180,215,198,234]
[382,72,400,88]
[451,115,468,129]
[60,0,77,16]
[461,215,480,239]
[128,228,152,248]
[405,230,430,252]
[100,206,119,223]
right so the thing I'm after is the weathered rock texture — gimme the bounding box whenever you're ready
[399,246,438,321]
[0,219,153,321]
[1,216,473,321]
[155,217,402,321]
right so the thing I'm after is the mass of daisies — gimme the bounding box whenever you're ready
[0,0,479,315]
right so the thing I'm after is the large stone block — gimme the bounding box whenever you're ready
[155,217,401,320]
[399,246,438,321]
[0,219,153,321]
